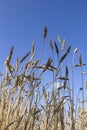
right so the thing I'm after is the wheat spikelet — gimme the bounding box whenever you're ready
[74,47,78,54]
[45,58,53,69]
[32,60,39,68]
[5,46,14,71]
[32,40,35,54]
[58,35,63,44]
[25,53,35,72]
[61,39,66,52]
[59,45,71,65]
[50,39,54,50]
[20,51,31,64]
[54,42,59,55]
[43,26,48,39]
[8,46,14,63]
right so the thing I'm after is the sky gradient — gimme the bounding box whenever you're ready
[0,0,87,102]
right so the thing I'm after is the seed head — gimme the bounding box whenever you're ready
[43,26,48,39]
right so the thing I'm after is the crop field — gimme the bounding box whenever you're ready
[0,27,87,130]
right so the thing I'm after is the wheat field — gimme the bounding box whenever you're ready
[0,27,87,130]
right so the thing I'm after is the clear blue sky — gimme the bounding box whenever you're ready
[0,0,87,102]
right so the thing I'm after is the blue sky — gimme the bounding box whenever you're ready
[0,0,87,103]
